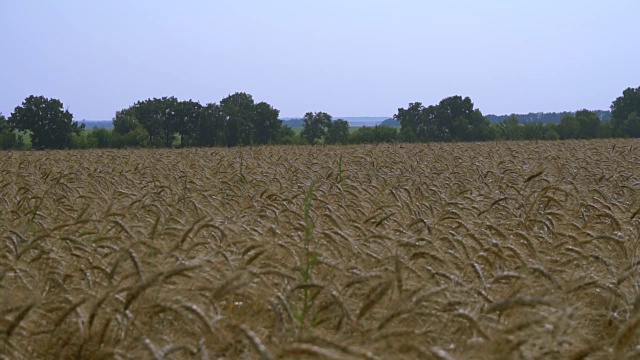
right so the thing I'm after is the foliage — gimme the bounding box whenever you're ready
[611,86,640,136]
[111,93,283,148]
[395,96,492,142]
[111,109,151,147]
[174,100,203,147]
[493,111,596,142]
[575,109,601,139]
[620,112,640,138]
[556,110,602,140]
[113,108,141,135]
[379,118,399,127]
[557,114,580,140]
[496,115,524,140]
[0,113,23,149]
[394,102,426,141]
[131,96,180,147]
[276,125,303,145]
[69,131,99,149]
[2,87,639,150]
[87,128,113,148]
[349,125,398,144]
[220,92,256,146]
[300,112,332,144]
[325,119,350,144]
[486,110,611,124]
[253,102,282,145]
[281,118,305,128]
[118,126,150,148]
[436,96,492,141]
[8,95,84,149]
[196,103,225,147]
[523,122,559,140]
[597,121,613,139]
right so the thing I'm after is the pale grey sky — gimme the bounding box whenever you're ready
[1,0,639,120]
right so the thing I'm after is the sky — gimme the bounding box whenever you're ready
[1,0,639,120]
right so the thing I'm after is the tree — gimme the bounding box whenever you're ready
[113,108,142,135]
[0,113,23,149]
[498,115,523,140]
[611,86,640,136]
[113,93,280,148]
[174,100,203,147]
[196,103,225,147]
[394,102,428,141]
[253,102,281,145]
[557,114,580,139]
[88,128,113,148]
[119,126,150,148]
[575,109,600,139]
[300,112,332,144]
[112,108,150,147]
[325,119,350,144]
[220,92,255,146]
[395,96,491,142]
[620,112,640,137]
[597,121,613,139]
[435,96,491,141]
[350,125,399,144]
[9,95,84,149]
[520,123,559,141]
[276,125,301,145]
[132,97,180,147]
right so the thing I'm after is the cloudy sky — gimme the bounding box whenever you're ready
[1,0,639,119]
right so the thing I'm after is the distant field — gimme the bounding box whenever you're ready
[77,120,113,129]
[2,140,640,358]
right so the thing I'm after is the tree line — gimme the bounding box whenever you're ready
[1,86,639,150]
[485,110,611,124]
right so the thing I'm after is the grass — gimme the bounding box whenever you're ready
[1,139,640,358]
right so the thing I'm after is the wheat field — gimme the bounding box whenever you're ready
[1,140,640,359]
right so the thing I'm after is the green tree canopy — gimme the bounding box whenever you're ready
[575,109,600,139]
[498,115,523,140]
[611,86,640,137]
[132,97,180,147]
[253,102,281,145]
[325,119,350,144]
[276,125,300,145]
[0,113,23,149]
[522,122,559,141]
[196,103,225,147]
[111,108,149,147]
[557,114,580,140]
[113,108,142,135]
[395,96,491,142]
[350,125,399,144]
[0,113,7,130]
[436,96,491,141]
[174,100,203,147]
[220,92,256,146]
[620,112,640,138]
[9,95,84,149]
[300,112,332,144]
[111,93,281,148]
[394,102,428,141]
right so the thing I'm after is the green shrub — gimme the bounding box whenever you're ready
[350,126,398,144]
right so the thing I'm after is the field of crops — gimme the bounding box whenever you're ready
[1,140,640,359]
